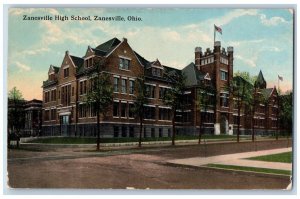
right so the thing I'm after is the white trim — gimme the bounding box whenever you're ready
[105,41,123,58]
[159,85,171,89]
[145,83,156,87]
[121,77,128,79]
[113,75,120,78]
[113,99,119,102]
[79,78,87,82]
[62,65,70,69]
[158,106,171,109]
[184,91,191,94]
[129,77,136,81]
[121,101,127,103]
[118,55,132,60]
[151,64,164,69]
[59,82,73,87]
[144,104,156,107]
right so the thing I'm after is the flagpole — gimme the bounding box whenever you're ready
[214,25,216,45]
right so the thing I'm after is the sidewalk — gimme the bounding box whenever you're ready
[168,147,292,171]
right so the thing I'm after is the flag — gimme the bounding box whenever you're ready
[214,24,222,34]
[278,75,283,81]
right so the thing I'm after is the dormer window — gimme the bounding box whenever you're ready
[152,68,162,77]
[119,58,130,70]
[85,58,93,68]
[63,67,69,78]
[49,73,55,81]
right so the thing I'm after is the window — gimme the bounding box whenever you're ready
[113,102,119,117]
[44,91,50,103]
[220,92,229,107]
[122,126,127,137]
[121,103,127,117]
[159,108,171,120]
[85,58,93,68]
[121,79,127,93]
[144,106,156,119]
[146,85,155,98]
[79,80,87,95]
[182,112,191,123]
[51,109,56,121]
[128,103,134,118]
[234,116,239,125]
[51,89,56,101]
[79,104,87,118]
[113,126,119,137]
[159,87,168,99]
[129,80,134,94]
[129,126,134,137]
[44,110,50,121]
[220,70,228,81]
[63,68,69,78]
[200,112,214,123]
[114,77,119,92]
[159,128,163,137]
[119,58,130,70]
[152,68,161,77]
[151,128,155,138]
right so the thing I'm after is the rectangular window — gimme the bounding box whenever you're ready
[159,108,171,120]
[114,77,119,92]
[122,126,127,137]
[64,68,69,78]
[144,106,156,119]
[159,87,167,99]
[113,102,119,117]
[79,104,87,118]
[129,126,134,137]
[121,79,127,93]
[159,128,163,137]
[121,103,127,117]
[51,109,56,121]
[128,103,134,118]
[151,128,155,138]
[146,85,155,98]
[113,126,119,137]
[221,70,228,81]
[80,82,83,95]
[129,80,134,94]
[83,81,87,94]
[119,58,130,70]
[220,93,229,107]
[44,110,50,121]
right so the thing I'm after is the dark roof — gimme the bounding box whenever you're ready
[255,70,266,89]
[91,48,107,57]
[182,62,206,86]
[70,55,84,68]
[52,66,59,73]
[133,51,150,67]
[95,37,121,55]
[261,88,274,99]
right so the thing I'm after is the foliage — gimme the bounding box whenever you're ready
[234,71,257,84]
[196,83,217,144]
[8,87,25,148]
[133,76,149,147]
[163,71,186,145]
[85,60,113,150]
[279,91,293,134]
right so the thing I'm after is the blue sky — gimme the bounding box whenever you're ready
[7,8,294,100]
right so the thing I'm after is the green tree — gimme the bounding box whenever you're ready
[163,72,186,146]
[196,84,216,144]
[85,61,113,151]
[279,91,293,137]
[8,87,25,148]
[133,76,149,147]
[230,76,253,142]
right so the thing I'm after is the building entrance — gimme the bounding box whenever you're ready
[60,115,69,136]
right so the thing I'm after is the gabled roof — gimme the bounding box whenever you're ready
[49,65,59,74]
[91,48,107,57]
[261,88,275,99]
[133,51,150,67]
[255,70,267,89]
[182,62,207,86]
[70,55,84,68]
[95,37,121,55]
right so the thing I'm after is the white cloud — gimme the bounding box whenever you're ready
[15,61,31,71]
[24,47,50,55]
[235,55,257,68]
[260,14,287,26]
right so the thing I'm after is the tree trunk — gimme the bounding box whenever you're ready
[96,112,100,150]
[237,101,241,143]
[251,116,255,142]
[139,117,143,147]
[172,109,176,146]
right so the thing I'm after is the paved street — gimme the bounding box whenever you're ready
[7,139,292,189]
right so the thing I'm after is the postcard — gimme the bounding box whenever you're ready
[6,6,294,191]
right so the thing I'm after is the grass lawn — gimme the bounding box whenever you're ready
[246,152,292,163]
[26,135,243,144]
[205,164,291,176]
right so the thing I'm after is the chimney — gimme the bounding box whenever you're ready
[214,41,221,52]
[195,47,202,69]
[65,50,69,55]
[123,37,128,43]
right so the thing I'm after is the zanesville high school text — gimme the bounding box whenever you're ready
[22,15,142,21]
